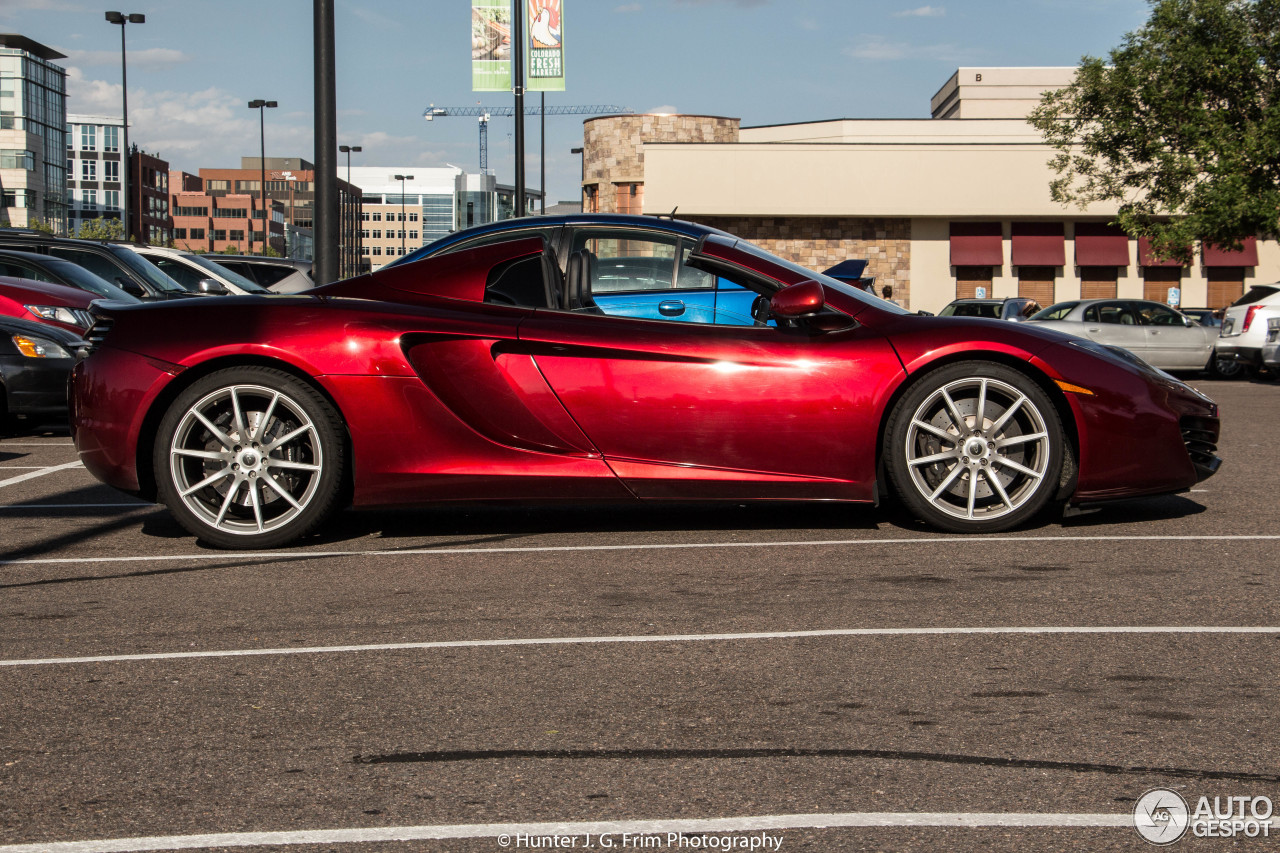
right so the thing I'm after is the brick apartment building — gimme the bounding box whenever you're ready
[169,169,284,256]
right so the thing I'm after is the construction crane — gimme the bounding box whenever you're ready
[424,104,630,174]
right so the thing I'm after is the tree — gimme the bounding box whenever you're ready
[76,217,126,241]
[25,218,56,235]
[1029,0,1280,261]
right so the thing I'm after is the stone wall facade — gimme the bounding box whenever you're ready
[692,216,913,306]
[582,114,739,213]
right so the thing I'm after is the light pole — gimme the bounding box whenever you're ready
[340,145,361,276]
[393,174,413,257]
[248,100,277,255]
[105,11,144,241]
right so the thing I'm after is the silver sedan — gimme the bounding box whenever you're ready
[1026,299,1217,371]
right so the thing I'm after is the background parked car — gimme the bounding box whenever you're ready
[1179,307,1223,328]
[0,314,84,431]
[0,276,105,333]
[1026,298,1220,373]
[1217,283,1280,375]
[0,229,197,300]
[1263,318,1280,373]
[938,297,1042,321]
[202,255,313,293]
[127,246,270,295]
[0,249,142,303]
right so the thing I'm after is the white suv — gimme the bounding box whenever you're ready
[123,245,270,296]
[1217,283,1280,373]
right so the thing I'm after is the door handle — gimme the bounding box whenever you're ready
[658,300,686,317]
[1151,330,1161,335]
[1087,327,1102,332]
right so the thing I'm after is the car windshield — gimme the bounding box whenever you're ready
[110,246,190,293]
[1231,285,1279,307]
[42,258,139,301]
[939,302,999,318]
[184,254,269,293]
[1029,301,1080,321]
[723,237,911,315]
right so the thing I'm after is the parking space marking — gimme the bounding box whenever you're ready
[0,461,84,488]
[4,625,1277,668]
[0,503,153,509]
[0,811,1132,852]
[2,533,1278,568]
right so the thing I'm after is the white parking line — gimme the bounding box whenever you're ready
[4,625,1276,668]
[0,461,84,488]
[2,533,1278,568]
[0,503,153,509]
[0,441,74,446]
[0,811,1132,852]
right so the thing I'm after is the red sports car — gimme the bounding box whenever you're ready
[71,215,1221,549]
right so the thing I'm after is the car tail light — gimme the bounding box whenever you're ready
[1242,305,1263,332]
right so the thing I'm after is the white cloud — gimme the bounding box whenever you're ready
[65,48,190,68]
[894,5,946,17]
[844,36,975,62]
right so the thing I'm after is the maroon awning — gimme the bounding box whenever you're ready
[1203,236,1258,267]
[1011,222,1065,266]
[1138,237,1189,268]
[950,222,1002,266]
[1074,222,1129,266]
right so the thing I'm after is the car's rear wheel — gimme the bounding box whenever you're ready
[885,362,1064,533]
[154,367,346,549]
[1209,352,1243,379]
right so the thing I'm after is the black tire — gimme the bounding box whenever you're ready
[153,366,346,549]
[1208,352,1244,379]
[884,361,1065,533]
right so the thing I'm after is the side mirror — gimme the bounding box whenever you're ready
[116,278,145,298]
[197,278,229,295]
[771,280,825,318]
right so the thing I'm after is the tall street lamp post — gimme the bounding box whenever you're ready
[105,11,144,241]
[339,145,361,276]
[394,174,413,258]
[248,100,277,255]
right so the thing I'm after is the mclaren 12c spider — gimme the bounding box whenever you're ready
[71,215,1221,549]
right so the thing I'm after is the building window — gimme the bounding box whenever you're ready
[1017,266,1056,307]
[583,184,599,213]
[206,180,229,191]
[81,160,96,181]
[66,124,73,151]
[82,189,97,211]
[615,182,642,215]
[104,160,119,182]
[409,212,419,222]
[104,126,119,153]
[372,229,381,238]
[409,230,418,240]
[213,229,227,241]
[1079,267,1119,300]
[361,246,370,255]
[81,125,96,151]
[190,228,205,239]
[371,212,382,221]
[360,211,369,221]
[372,246,382,256]
[174,228,187,239]
[175,206,209,217]
[229,230,245,242]
[1206,268,1244,309]
[104,190,119,211]
[954,266,993,300]
[66,157,73,176]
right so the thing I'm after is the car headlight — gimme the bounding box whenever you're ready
[24,304,87,327]
[12,333,73,359]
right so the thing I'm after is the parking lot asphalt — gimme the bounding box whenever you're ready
[1,377,1278,852]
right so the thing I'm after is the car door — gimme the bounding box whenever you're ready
[1132,301,1212,369]
[45,246,146,297]
[1081,301,1148,356]
[518,268,901,501]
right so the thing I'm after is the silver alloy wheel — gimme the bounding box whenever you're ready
[903,376,1051,522]
[167,383,324,537]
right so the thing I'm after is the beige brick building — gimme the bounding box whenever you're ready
[580,68,1280,313]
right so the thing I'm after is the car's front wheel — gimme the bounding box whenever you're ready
[154,367,346,549]
[1209,351,1244,379]
[885,362,1065,533]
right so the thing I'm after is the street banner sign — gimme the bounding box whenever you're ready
[472,0,511,91]
[527,0,565,91]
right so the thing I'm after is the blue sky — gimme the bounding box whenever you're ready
[4,0,1151,203]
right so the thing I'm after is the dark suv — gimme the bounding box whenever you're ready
[0,229,197,300]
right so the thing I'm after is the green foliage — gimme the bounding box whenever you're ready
[219,245,240,255]
[1029,0,1280,261]
[76,217,126,241]
[25,218,56,235]
[262,245,282,258]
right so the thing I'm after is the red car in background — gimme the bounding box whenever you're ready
[70,215,1222,549]
[0,276,102,334]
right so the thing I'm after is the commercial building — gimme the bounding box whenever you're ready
[67,114,172,244]
[0,34,68,234]
[582,67,1278,312]
[197,157,360,277]
[169,170,285,256]
[345,166,544,272]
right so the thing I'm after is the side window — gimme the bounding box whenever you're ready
[1136,302,1182,326]
[1090,302,1137,325]
[0,260,51,282]
[485,254,549,309]
[47,247,131,289]
[438,227,557,259]
[571,229,679,294]
[149,257,202,289]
